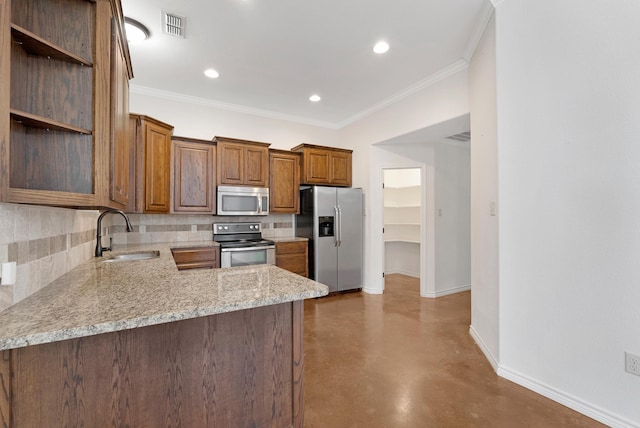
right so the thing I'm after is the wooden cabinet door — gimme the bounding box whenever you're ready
[270,150,300,213]
[143,121,171,213]
[329,151,352,187]
[245,146,269,187]
[276,241,308,277]
[304,148,331,184]
[173,139,215,213]
[218,142,245,185]
[109,18,130,206]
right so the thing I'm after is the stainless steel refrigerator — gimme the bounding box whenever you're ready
[297,186,363,292]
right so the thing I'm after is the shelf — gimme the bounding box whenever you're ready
[385,223,420,226]
[385,239,420,244]
[10,109,92,134]
[11,24,93,66]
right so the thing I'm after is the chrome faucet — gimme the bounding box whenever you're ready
[95,209,133,257]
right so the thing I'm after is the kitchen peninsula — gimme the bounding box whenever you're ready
[0,243,328,427]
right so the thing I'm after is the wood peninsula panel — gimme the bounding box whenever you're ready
[0,350,11,428]
[4,303,303,427]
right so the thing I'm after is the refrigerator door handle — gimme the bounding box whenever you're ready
[334,206,339,247]
[337,206,343,247]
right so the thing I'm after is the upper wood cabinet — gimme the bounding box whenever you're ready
[126,114,174,213]
[291,144,352,187]
[213,136,270,187]
[269,149,300,214]
[0,0,132,208]
[109,12,133,207]
[171,137,216,214]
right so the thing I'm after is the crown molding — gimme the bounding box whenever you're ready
[129,85,341,130]
[336,59,470,129]
[462,0,496,62]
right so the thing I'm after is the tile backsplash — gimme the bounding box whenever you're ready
[0,203,100,312]
[0,205,296,312]
[106,213,295,244]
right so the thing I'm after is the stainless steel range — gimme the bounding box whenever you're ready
[213,222,276,268]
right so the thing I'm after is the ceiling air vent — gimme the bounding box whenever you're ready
[162,11,186,38]
[446,131,471,142]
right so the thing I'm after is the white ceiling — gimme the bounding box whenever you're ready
[121,0,492,129]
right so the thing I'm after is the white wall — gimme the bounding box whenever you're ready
[384,169,421,188]
[373,140,471,298]
[469,12,500,368]
[385,242,420,278]
[495,1,640,425]
[434,141,471,297]
[129,90,339,150]
[369,145,432,295]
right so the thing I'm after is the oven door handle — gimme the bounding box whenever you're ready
[220,245,276,253]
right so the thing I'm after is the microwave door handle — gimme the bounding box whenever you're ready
[257,195,262,214]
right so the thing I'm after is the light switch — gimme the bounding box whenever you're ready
[490,201,496,216]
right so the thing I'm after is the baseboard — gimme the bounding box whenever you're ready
[497,366,639,428]
[384,269,420,278]
[423,283,471,298]
[468,325,499,371]
[362,286,383,295]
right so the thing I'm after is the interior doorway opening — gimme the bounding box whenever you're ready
[383,168,422,291]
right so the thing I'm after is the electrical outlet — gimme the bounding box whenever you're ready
[625,352,640,376]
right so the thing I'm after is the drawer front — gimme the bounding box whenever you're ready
[172,247,218,265]
[275,241,307,255]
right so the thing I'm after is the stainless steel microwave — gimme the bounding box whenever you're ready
[217,186,269,216]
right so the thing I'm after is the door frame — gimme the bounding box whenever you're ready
[367,144,435,297]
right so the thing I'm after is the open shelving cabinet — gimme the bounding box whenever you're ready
[0,0,132,207]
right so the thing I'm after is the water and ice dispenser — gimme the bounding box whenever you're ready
[318,216,334,237]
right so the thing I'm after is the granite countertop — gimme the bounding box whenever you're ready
[0,242,328,351]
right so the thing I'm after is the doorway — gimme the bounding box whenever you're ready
[383,168,422,291]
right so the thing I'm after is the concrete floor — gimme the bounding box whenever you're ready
[303,274,604,427]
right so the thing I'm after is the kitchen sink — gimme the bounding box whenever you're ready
[103,251,160,263]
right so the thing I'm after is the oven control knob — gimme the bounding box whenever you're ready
[224,226,228,230]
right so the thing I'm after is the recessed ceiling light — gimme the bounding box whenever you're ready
[204,68,220,78]
[373,41,389,54]
[124,17,150,43]
[309,94,321,102]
